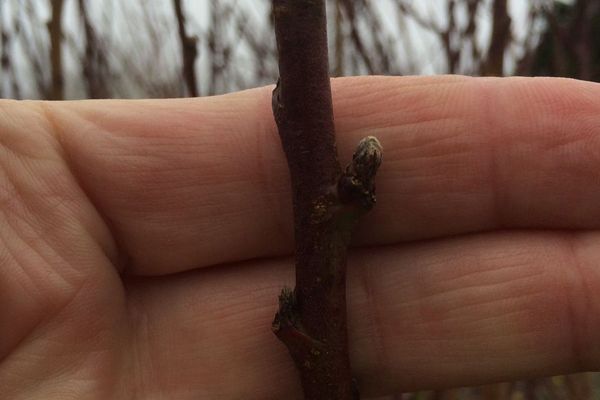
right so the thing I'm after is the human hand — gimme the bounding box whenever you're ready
[1,76,599,399]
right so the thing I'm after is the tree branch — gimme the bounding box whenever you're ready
[482,0,511,76]
[173,0,198,97]
[270,1,381,399]
[48,0,64,100]
[78,0,109,98]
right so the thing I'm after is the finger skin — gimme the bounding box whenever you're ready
[49,76,600,274]
[124,230,600,398]
[0,100,119,359]
[1,80,600,398]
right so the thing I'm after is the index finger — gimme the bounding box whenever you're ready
[48,76,600,275]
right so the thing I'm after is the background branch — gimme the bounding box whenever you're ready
[173,0,198,97]
[482,0,511,76]
[48,0,64,100]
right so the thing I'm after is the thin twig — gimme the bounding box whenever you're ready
[271,1,382,399]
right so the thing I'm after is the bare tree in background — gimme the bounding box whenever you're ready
[481,0,511,76]
[2,0,600,100]
[173,0,198,97]
[523,0,600,81]
[48,0,64,100]
[77,0,110,98]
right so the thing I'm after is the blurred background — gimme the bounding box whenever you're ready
[1,0,600,399]
[1,0,599,100]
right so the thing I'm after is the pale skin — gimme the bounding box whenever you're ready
[1,76,599,399]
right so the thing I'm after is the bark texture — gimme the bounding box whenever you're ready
[271,1,381,399]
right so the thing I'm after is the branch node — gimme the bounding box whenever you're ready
[272,286,298,333]
[273,287,326,362]
[338,136,383,211]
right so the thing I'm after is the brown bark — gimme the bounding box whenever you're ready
[48,0,64,100]
[333,0,344,77]
[482,0,511,76]
[271,1,381,399]
[173,0,198,97]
